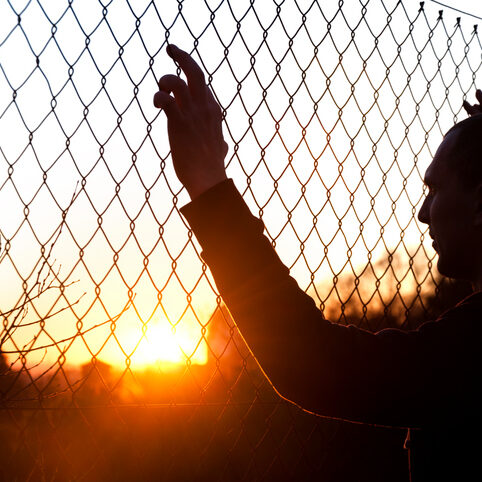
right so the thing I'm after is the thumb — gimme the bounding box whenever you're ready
[153,91,181,120]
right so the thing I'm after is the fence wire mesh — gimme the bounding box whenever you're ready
[0,0,480,480]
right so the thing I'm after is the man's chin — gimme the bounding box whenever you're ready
[437,256,473,282]
[436,256,452,278]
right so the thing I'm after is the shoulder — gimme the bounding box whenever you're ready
[434,290,482,326]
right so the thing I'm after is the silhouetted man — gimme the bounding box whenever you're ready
[154,45,482,482]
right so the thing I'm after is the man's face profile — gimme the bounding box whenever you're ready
[418,130,482,283]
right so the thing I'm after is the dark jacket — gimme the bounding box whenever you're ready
[181,179,482,481]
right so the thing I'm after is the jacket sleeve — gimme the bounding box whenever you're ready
[180,179,480,428]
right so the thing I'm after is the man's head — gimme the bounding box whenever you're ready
[418,115,482,288]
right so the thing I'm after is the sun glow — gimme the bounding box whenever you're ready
[127,319,209,369]
[80,307,211,371]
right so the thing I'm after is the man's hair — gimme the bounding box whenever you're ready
[444,114,482,187]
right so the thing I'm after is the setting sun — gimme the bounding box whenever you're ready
[72,308,211,371]
[127,318,209,369]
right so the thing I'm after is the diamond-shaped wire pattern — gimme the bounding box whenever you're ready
[0,0,480,480]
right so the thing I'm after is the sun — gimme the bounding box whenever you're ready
[129,319,209,369]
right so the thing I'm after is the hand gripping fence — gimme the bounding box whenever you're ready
[0,0,480,480]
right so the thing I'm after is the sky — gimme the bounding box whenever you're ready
[0,0,480,372]
[432,0,482,19]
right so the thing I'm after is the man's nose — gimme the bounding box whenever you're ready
[418,197,430,225]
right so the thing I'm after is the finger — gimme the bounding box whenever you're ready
[463,101,479,116]
[167,44,207,100]
[463,100,474,115]
[206,85,219,107]
[158,74,191,110]
[476,89,482,104]
[153,91,182,121]
[204,86,222,118]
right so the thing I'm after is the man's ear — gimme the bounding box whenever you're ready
[475,183,482,227]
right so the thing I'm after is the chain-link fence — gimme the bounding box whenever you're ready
[0,0,480,480]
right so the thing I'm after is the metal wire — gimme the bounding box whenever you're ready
[0,0,480,480]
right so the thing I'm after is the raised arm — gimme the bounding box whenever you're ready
[153,46,481,428]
